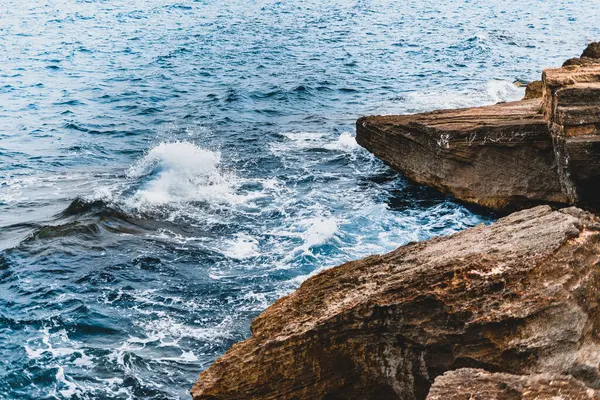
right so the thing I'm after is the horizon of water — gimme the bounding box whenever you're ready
[1,1,599,399]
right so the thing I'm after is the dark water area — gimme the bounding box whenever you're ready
[1,1,598,398]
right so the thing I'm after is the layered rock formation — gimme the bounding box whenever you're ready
[356,43,600,211]
[192,206,600,400]
[356,100,566,210]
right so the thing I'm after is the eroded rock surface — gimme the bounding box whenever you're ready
[356,100,566,210]
[357,44,600,211]
[563,42,600,66]
[427,369,600,400]
[523,80,543,99]
[192,206,600,400]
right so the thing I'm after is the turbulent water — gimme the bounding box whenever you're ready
[1,1,599,399]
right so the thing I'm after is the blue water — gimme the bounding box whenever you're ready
[1,1,598,399]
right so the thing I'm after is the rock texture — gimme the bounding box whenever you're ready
[542,63,600,208]
[563,42,600,67]
[357,43,600,211]
[356,100,567,210]
[427,369,600,400]
[523,80,543,99]
[192,206,600,400]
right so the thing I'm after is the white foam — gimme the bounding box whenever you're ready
[125,141,241,208]
[55,366,81,398]
[324,133,361,151]
[486,79,524,103]
[222,233,260,259]
[301,217,339,253]
[274,131,361,153]
[404,80,525,113]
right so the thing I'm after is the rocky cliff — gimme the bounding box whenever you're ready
[192,206,600,399]
[356,42,600,211]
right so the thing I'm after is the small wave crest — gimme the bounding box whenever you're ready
[126,141,240,208]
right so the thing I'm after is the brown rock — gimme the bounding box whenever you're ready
[562,42,600,66]
[523,80,543,99]
[355,100,567,210]
[542,64,600,129]
[427,369,600,400]
[582,42,600,59]
[541,64,600,207]
[192,206,600,400]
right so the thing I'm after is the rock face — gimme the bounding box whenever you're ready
[356,100,567,210]
[357,44,600,211]
[563,42,600,66]
[523,80,543,99]
[542,64,600,208]
[192,206,600,400]
[427,369,600,400]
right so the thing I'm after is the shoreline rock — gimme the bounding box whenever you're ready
[192,206,600,399]
[427,369,600,399]
[356,99,566,210]
[356,43,600,211]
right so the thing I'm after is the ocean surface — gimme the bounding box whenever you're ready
[1,1,599,399]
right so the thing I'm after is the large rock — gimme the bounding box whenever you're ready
[357,45,600,212]
[192,206,600,400]
[523,80,543,99]
[356,100,567,210]
[542,64,600,207]
[563,42,600,67]
[427,369,600,399]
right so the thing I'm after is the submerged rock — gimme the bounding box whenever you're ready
[427,369,600,399]
[192,206,600,399]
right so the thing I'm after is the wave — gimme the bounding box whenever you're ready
[403,80,525,113]
[125,141,245,210]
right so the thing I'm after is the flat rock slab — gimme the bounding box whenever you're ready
[356,99,567,210]
[192,206,600,400]
[427,369,600,400]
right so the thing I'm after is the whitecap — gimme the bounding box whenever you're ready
[125,141,241,208]
[222,233,260,259]
[301,217,339,253]
[486,79,524,103]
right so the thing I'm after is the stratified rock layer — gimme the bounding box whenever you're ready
[542,64,600,207]
[192,206,600,400]
[356,99,567,210]
[427,369,600,400]
[357,45,600,211]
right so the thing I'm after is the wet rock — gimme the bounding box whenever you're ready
[192,206,600,400]
[582,42,600,59]
[427,369,600,399]
[356,100,567,210]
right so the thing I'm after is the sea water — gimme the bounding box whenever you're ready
[1,1,599,398]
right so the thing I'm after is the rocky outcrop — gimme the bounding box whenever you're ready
[427,369,600,399]
[356,100,567,210]
[542,63,600,208]
[357,43,600,211]
[192,206,600,400]
[563,42,600,66]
